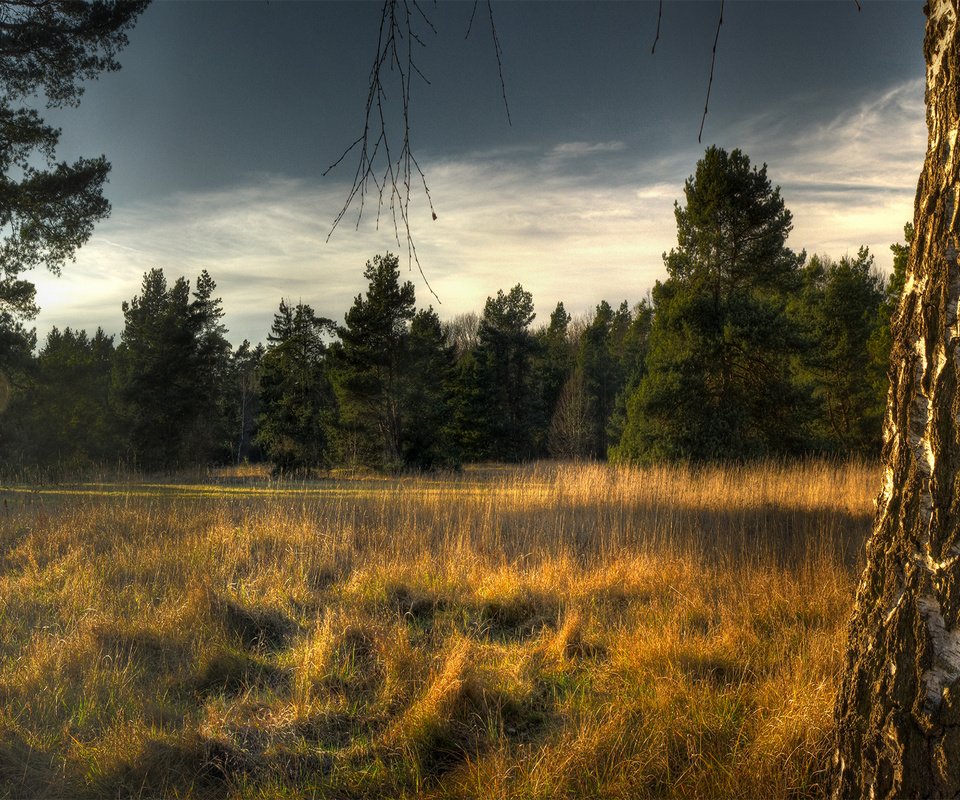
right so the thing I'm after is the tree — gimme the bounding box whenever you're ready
[792,248,887,454]
[865,223,912,416]
[0,1,146,384]
[22,326,120,466]
[468,283,540,461]
[535,302,574,431]
[256,300,336,473]
[401,306,457,469]
[227,340,263,465]
[548,367,593,459]
[335,253,417,469]
[832,3,960,795]
[577,300,630,459]
[615,146,806,462]
[184,269,233,461]
[607,299,653,458]
[115,268,232,470]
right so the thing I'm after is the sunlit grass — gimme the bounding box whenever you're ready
[0,460,874,798]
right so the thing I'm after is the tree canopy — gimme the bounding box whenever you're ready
[615,146,806,462]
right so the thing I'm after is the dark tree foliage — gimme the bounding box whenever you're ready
[21,326,119,465]
[115,268,231,470]
[227,340,263,465]
[335,253,416,469]
[256,301,337,474]
[577,300,628,459]
[606,299,653,455]
[792,248,887,454]
[866,222,912,411]
[402,306,457,469]
[535,302,573,420]
[0,0,146,335]
[467,284,539,461]
[335,252,455,471]
[615,146,806,462]
[0,0,145,465]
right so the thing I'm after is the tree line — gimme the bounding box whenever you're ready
[0,147,909,474]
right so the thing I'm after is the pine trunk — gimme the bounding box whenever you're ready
[832,1,960,795]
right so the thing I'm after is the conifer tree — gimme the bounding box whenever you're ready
[256,300,336,473]
[616,147,805,462]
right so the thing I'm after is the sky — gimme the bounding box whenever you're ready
[31,0,928,347]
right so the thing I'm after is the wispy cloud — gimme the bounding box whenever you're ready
[549,141,627,159]
[728,78,925,257]
[32,79,926,346]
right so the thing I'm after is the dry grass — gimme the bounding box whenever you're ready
[0,459,875,798]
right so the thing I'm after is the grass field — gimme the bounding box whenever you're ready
[0,460,875,798]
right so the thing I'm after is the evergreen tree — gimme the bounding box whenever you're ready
[402,307,457,469]
[24,327,120,466]
[535,301,575,447]
[615,147,805,462]
[183,270,233,462]
[470,284,539,461]
[227,340,264,465]
[577,301,627,458]
[335,253,417,469]
[115,269,232,470]
[866,222,912,418]
[607,299,653,456]
[0,1,146,415]
[793,249,887,454]
[256,301,336,473]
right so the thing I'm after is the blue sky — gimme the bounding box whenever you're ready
[33,0,926,346]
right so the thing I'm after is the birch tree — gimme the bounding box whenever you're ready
[832,1,960,795]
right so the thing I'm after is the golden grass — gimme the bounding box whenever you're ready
[0,459,875,798]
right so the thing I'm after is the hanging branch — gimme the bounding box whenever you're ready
[326,0,510,301]
[485,0,512,126]
[651,0,663,54]
[324,0,439,300]
[698,0,724,143]
[465,1,512,124]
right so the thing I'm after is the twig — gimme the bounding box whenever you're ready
[323,0,439,301]
[651,0,663,54]
[698,0,724,143]
[486,0,511,126]
[327,0,509,297]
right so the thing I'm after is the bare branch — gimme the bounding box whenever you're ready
[698,0,724,143]
[324,0,439,301]
[486,0,511,126]
[327,0,510,300]
[651,0,663,54]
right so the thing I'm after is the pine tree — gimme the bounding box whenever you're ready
[792,249,887,454]
[471,284,539,461]
[256,300,336,473]
[115,269,232,470]
[334,253,417,470]
[616,147,806,462]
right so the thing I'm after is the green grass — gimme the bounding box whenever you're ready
[0,460,874,798]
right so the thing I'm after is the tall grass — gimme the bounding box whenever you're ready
[0,460,876,798]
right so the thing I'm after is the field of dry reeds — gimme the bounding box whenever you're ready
[0,460,876,798]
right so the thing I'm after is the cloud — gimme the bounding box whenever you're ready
[31,82,927,346]
[549,141,627,159]
[726,78,925,258]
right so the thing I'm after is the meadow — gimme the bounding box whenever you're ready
[0,460,875,799]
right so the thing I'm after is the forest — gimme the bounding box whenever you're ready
[1,146,909,477]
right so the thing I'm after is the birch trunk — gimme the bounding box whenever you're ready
[832,1,960,795]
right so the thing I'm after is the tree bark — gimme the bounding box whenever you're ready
[832,1,960,796]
